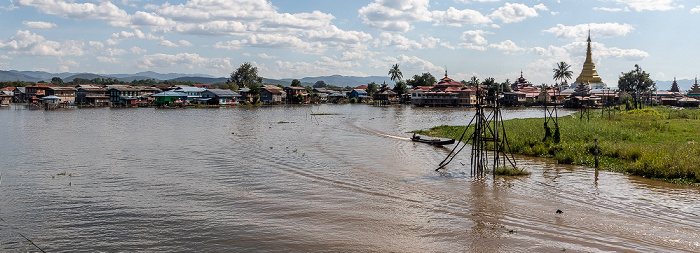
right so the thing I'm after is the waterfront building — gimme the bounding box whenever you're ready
[201,89,241,105]
[108,86,160,106]
[571,30,608,90]
[25,83,57,99]
[76,85,109,106]
[260,85,285,104]
[12,87,26,102]
[152,90,188,105]
[284,86,309,104]
[0,90,11,106]
[46,87,77,104]
[349,89,369,101]
[172,86,206,102]
[410,72,477,107]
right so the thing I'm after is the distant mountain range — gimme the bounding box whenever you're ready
[0,70,392,87]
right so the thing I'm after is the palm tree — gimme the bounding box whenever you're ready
[552,61,573,85]
[388,63,403,82]
[468,76,479,87]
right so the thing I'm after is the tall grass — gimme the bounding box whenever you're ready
[416,106,700,184]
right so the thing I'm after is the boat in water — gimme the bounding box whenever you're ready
[411,134,455,146]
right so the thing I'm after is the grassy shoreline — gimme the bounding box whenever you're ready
[415,106,700,185]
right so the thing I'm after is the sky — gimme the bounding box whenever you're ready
[1,0,699,87]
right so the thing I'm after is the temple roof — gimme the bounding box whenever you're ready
[574,29,604,84]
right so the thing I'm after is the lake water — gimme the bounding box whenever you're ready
[1,104,699,252]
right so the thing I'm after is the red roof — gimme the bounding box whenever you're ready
[355,85,368,90]
[0,87,15,91]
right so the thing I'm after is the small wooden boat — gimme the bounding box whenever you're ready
[411,135,455,146]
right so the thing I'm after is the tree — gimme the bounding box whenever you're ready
[500,78,511,92]
[467,76,479,87]
[393,80,408,95]
[230,62,263,101]
[291,79,302,87]
[51,77,63,86]
[406,72,436,88]
[366,82,379,96]
[482,77,498,102]
[313,80,327,88]
[73,78,91,85]
[230,62,262,89]
[552,61,573,86]
[388,63,403,82]
[618,64,656,109]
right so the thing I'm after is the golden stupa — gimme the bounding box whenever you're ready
[573,30,604,85]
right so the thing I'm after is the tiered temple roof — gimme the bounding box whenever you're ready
[510,71,534,91]
[689,77,700,96]
[573,30,605,87]
[670,77,680,92]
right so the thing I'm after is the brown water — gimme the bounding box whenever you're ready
[1,104,699,252]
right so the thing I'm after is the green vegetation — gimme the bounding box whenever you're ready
[492,166,531,176]
[416,107,700,185]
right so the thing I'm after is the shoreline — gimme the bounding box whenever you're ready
[414,106,700,186]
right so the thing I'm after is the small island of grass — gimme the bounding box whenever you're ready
[415,106,700,185]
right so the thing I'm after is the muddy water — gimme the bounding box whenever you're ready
[0,104,699,252]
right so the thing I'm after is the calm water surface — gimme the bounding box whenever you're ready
[1,104,699,252]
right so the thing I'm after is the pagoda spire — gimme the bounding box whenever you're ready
[574,27,603,85]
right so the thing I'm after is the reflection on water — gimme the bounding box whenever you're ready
[0,104,699,252]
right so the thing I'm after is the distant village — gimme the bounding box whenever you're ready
[2,73,699,109]
[2,32,700,109]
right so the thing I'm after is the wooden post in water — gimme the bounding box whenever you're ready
[594,138,599,168]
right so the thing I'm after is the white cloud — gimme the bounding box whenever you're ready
[145,0,335,35]
[272,59,365,79]
[160,40,179,47]
[459,30,489,51]
[301,25,372,44]
[593,7,631,12]
[96,56,120,64]
[214,34,324,54]
[130,46,146,55]
[89,41,104,49]
[432,7,491,26]
[22,21,57,29]
[258,53,277,59]
[112,29,162,41]
[179,40,193,47]
[358,0,433,32]
[543,23,635,40]
[393,54,444,73]
[340,50,378,61]
[692,6,700,13]
[359,0,499,31]
[14,0,130,27]
[376,33,441,51]
[137,53,233,73]
[61,59,79,67]
[601,0,681,12]
[488,40,524,52]
[489,3,547,23]
[104,48,127,56]
[0,30,84,57]
[0,55,12,60]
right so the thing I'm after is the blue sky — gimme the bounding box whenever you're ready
[1,0,698,87]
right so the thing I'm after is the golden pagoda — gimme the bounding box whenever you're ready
[573,29,604,87]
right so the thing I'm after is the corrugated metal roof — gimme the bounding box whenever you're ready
[152,91,188,97]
